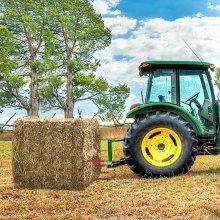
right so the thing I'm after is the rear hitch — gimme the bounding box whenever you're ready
[87,138,127,168]
[107,158,127,168]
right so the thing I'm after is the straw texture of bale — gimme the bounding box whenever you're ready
[13,117,100,190]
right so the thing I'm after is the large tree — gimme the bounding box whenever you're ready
[0,0,48,116]
[0,0,130,120]
[42,71,129,121]
[41,0,121,118]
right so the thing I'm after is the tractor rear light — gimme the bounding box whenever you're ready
[130,104,138,110]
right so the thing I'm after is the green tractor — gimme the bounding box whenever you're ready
[107,61,220,178]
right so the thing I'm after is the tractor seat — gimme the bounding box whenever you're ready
[199,99,213,122]
[158,95,166,102]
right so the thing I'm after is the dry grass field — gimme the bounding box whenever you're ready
[0,139,220,219]
[100,126,129,140]
[0,132,14,142]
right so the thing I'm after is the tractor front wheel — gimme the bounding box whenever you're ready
[123,111,198,178]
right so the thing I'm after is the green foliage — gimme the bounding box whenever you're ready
[45,0,111,73]
[0,25,17,75]
[0,25,18,111]
[73,73,108,100]
[0,0,51,114]
[94,84,130,125]
[41,0,129,120]
[73,73,130,123]
[40,75,65,110]
[215,67,220,90]
[0,0,130,121]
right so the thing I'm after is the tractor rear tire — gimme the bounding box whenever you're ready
[123,111,198,178]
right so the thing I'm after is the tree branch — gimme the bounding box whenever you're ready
[62,26,71,59]
[0,83,30,110]
[75,92,102,102]
[5,105,25,109]
[52,90,66,110]
[34,20,45,54]
[43,99,63,110]
[11,92,29,110]
[69,33,77,55]
[24,26,35,60]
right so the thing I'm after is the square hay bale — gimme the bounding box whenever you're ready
[13,117,101,190]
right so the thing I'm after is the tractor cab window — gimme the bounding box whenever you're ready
[179,70,214,134]
[146,69,177,104]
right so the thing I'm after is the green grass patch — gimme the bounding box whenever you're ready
[0,141,12,155]
[209,166,220,173]
[213,181,220,188]
[101,140,124,161]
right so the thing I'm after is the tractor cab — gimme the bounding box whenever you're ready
[138,61,216,135]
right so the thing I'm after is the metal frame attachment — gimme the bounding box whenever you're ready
[87,138,127,168]
[107,139,127,168]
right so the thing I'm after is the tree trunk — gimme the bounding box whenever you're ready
[29,68,39,117]
[64,107,74,118]
[27,108,37,117]
[25,27,39,117]
[65,67,74,118]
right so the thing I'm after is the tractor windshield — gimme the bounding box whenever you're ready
[146,68,214,134]
[146,69,177,103]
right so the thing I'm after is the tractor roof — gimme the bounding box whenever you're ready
[139,60,214,76]
[142,60,212,66]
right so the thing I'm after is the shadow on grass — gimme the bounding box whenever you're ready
[190,167,220,175]
[99,168,140,181]
[98,175,140,181]
[100,166,220,181]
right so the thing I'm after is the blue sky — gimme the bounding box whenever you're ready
[1,0,220,124]
[93,0,220,118]
[117,0,219,20]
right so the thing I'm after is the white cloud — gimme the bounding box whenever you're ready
[194,12,203,18]
[96,16,220,87]
[104,16,137,35]
[208,2,220,10]
[91,0,121,15]
[127,94,137,101]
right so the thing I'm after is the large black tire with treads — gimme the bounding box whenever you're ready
[123,111,198,178]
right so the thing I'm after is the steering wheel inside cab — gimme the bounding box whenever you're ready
[181,92,202,112]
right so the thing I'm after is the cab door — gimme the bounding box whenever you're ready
[179,69,214,135]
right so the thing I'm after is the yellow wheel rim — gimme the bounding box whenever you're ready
[141,128,182,167]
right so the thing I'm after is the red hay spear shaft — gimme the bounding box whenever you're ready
[86,159,105,163]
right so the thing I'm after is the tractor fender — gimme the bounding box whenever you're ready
[126,103,204,136]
